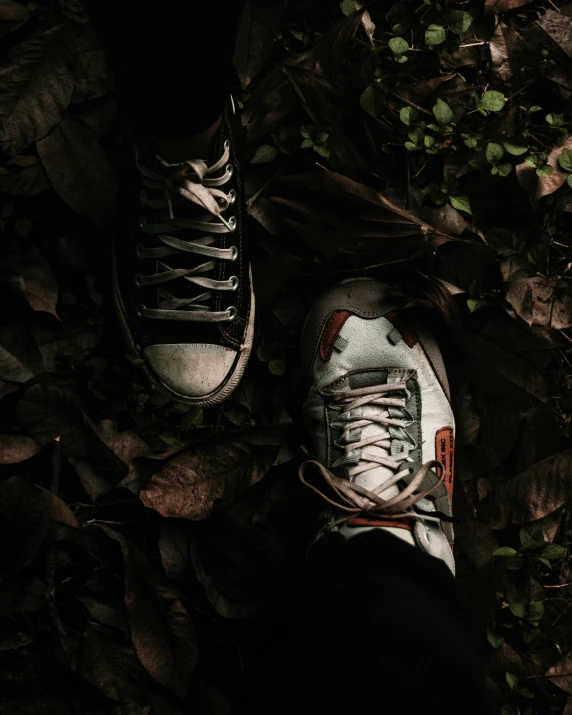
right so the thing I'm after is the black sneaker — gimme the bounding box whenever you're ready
[112,93,255,406]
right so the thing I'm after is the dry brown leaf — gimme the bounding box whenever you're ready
[0,155,49,196]
[536,9,572,59]
[506,276,572,329]
[545,652,572,695]
[36,485,79,528]
[37,114,117,227]
[0,25,74,155]
[485,0,534,14]
[490,21,528,81]
[2,244,59,317]
[0,434,41,464]
[141,429,281,520]
[536,134,572,200]
[0,0,29,37]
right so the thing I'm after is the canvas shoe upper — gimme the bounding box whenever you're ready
[112,93,254,406]
[299,278,457,574]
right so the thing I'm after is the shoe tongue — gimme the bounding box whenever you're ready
[337,369,414,499]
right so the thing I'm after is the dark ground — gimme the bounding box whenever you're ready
[0,0,572,713]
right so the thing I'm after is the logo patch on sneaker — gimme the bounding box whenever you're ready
[435,426,455,501]
[320,310,352,361]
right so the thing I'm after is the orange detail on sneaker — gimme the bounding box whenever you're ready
[384,310,418,348]
[435,426,455,502]
[346,517,413,530]
[319,310,352,361]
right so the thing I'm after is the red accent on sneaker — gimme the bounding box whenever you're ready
[385,311,418,348]
[346,517,412,530]
[320,310,352,361]
[436,426,455,502]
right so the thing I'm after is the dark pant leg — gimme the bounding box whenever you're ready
[266,530,495,715]
[90,1,246,138]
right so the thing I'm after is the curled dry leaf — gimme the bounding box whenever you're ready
[141,428,282,520]
[489,21,528,82]
[0,434,41,463]
[259,169,449,260]
[37,115,118,227]
[506,276,572,330]
[0,0,30,38]
[0,25,74,155]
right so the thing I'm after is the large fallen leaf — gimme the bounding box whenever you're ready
[0,25,74,155]
[36,485,80,528]
[257,169,450,260]
[0,434,41,463]
[78,624,149,715]
[506,276,572,330]
[2,243,59,316]
[0,344,36,383]
[141,428,282,520]
[490,21,529,81]
[536,134,572,200]
[0,155,49,196]
[71,25,114,104]
[485,0,534,14]
[37,115,118,227]
[545,653,572,695]
[0,475,49,572]
[536,9,572,59]
[100,527,197,699]
[243,9,365,140]
[30,316,99,372]
[486,449,572,528]
[0,0,29,37]
[232,0,286,89]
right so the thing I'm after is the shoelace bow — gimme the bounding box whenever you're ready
[299,379,448,527]
[134,141,238,323]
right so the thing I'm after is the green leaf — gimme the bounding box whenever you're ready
[546,112,565,127]
[425,24,446,45]
[300,125,312,139]
[559,148,572,172]
[449,194,472,214]
[400,106,418,126]
[360,85,383,117]
[251,145,279,164]
[481,91,506,112]
[301,138,314,149]
[467,297,486,313]
[314,132,329,144]
[432,98,453,125]
[404,141,421,151]
[536,164,553,178]
[527,601,545,622]
[519,522,544,549]
[290,30,309,45]
[506,672,519,691]
[509,602,526,619]
[447,9,472,34]
[340,0,354,15]
[486,142,504,163]
[504,139,529,156]
[568,174,572,189]
[542,543,566,560]
[497,163,513,177]
[313,144,330,158]
[464,136,478,149]
[424,135,435,148]
[268,358,287,376]
[494,546,518,557]
[487,629,505,649]
[389,36,409,55]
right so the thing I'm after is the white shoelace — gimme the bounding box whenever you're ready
[299,377,446,524]
[134,141,239,323]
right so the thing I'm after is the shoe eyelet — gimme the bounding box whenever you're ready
[228,188,237,205]
[136,304,146,319]
[229,245,238,261]
[229,275,239,291]
[224,139,231,151]
[228,215,237,231]
[227,305,238,322]
[135,244,143,259]
[134,274,143,289]
[225,163,234,179]
[138,216,146,230]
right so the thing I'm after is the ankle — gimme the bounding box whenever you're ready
[148,115,222,163]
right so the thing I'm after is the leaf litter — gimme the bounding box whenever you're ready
[0,0,572,713]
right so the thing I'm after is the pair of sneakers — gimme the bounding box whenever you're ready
[111,93,457,573]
